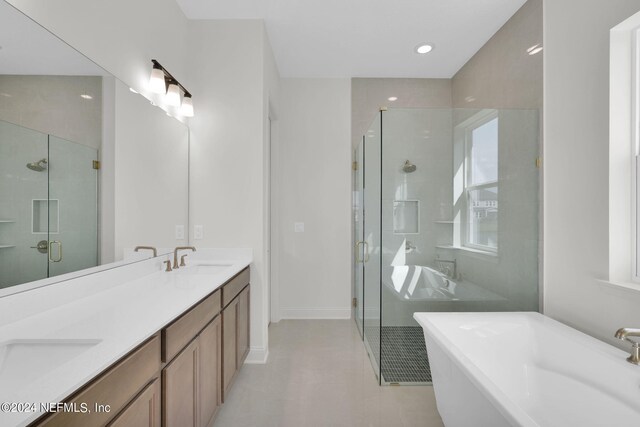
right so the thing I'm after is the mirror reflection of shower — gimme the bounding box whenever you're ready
[402,160,416,173]
[26,158,47,172]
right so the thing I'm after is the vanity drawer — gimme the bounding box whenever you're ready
[37,335,161,427]
[222,267,250,308]
[163,290,221,362]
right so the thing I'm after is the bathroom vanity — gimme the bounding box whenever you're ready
[0,251,252,427]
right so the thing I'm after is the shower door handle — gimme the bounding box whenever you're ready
[48,241,62,262]
[355,241,363,263]
[356,241,370,263]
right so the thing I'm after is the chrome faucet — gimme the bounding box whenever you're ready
[173,246,196,269]
[435,258,457,279]
[134,246,157,257]
[615,328,640,365]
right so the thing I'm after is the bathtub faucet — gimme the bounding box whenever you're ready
[614,328,640,365]
[435,258,457,279]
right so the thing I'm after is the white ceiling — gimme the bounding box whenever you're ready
[0,0,108,76]
[176,0,528,78]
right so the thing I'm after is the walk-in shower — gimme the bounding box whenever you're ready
[0,119,98,288]
[353,107,540,384]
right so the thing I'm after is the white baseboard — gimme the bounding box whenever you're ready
[245,346,269,364]
[280,308,351,319]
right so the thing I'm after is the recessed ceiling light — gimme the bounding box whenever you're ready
[80,94,93,100]
[388,96,398,102]
[527,44,543,55]
[415,43,434,54]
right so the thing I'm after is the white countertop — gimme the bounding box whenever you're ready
[0,248,252,427]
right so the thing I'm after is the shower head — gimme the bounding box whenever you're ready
[402,160,417,173]
[26,158,47,172]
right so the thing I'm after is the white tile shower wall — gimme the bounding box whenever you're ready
[450,109,539,311]
[0,76,103,149]
[381,108,454,326]
[352,78,452,149]
[0,121,48,288]
[447,0,542,313]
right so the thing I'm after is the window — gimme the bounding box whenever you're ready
[465,114,498,251]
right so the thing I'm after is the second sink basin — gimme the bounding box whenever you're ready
[176,263,233,275]
[0,338,102,392]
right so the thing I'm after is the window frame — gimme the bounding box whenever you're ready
[633,28,640,282]
[463,110,499,253]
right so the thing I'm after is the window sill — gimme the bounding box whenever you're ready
[596,279,640,294]
[435,245,498,257]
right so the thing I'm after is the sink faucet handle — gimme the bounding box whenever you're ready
[163,260,172,272]
[134,246,158,257]
[173,246,196,269]
[180,254,188,267]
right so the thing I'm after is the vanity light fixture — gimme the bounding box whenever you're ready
[148,59,194,116]
[415,43,434,54]
[180,94,194,117]
[149,62,166,94]
[165,81,181,107]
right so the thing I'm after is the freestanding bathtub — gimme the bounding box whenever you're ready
[413,312,640,427]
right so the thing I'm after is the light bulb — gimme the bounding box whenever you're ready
[149,67,166,94]
[181,95,194,117]
[166,83,181,107]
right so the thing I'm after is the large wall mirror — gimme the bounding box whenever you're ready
[0,0,189,293]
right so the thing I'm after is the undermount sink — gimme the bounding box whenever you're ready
[175,263,233,275]
[0,338,101,391]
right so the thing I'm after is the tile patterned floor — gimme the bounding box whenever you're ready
[213,320,444,427]
[364,326,432,384]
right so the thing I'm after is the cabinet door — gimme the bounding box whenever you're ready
[222,299,238,400]
[237,286,250,366]
[108,378,160,427]
[163,339,198,427]
[199,316,222,427]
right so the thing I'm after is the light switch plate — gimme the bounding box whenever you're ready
[175,225,185,240]
[194,225,203,240]
[294,222,305,233]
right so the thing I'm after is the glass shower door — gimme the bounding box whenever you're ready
[363,112,382,383]
[48,136,98,277]
[354,140,365,336]
[0,120,49,288]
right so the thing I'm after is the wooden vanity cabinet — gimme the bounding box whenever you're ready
[35,335,161,427]
[162,316,222,427]
[221,268,250,401]
[108,378,161,427]
[162,292,222,427]
[29,267,249,427]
